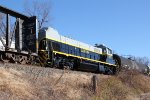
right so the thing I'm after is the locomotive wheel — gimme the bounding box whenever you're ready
[63,62,74,70]
[63,65,70,70]
[0,53,9,63]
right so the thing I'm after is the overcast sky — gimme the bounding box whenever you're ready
[0,0,150,58]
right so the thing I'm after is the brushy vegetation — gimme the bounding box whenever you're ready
[118,70,150,94]
[95,70,150,100]
[95,77,129,100]
[0,63,149,100]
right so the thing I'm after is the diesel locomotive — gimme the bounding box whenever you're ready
[38,27,121,74]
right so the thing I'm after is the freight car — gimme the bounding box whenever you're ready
[38,27,121,74]
[120,56,150,74]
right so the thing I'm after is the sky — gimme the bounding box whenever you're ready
[0,0,150,58]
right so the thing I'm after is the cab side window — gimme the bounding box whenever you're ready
[107,48,112,54]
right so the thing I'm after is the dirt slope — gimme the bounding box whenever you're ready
[0,63,149,100]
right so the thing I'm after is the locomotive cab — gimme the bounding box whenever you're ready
[38,28,53,66]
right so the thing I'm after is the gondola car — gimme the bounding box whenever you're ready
[38,27,121,74]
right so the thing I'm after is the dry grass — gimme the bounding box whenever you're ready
[0,64,93,100]
[118,70,150,94]
[0,67,37,99]
[95,76,129,100]
[0,63,149,100]
[94,70,150,100]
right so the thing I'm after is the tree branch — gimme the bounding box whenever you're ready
[24,0,51,29]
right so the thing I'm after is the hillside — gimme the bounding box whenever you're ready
[0,63,149,100]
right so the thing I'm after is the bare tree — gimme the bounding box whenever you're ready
[122,54,150,66]
[134,56,150,66]
[0,12,15,47]
[0,13,7,47]
[0,13,6,37]
[24,0,51,29]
